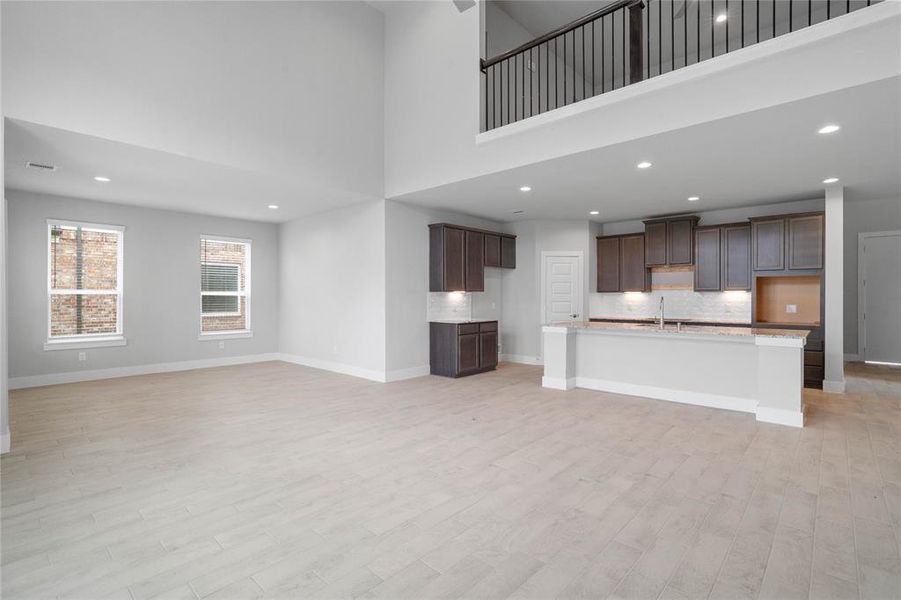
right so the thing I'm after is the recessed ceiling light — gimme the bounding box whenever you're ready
[636,161,652,169]
[589,210,600,215]
[94,176,111,182]
[687,196,700,202]
[519,186,532,192]
[823,177,840,184]
[818,124,840,134]
[715,13,727,23]
[267,204,279,209]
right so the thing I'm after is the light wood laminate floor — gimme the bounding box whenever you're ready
[2,361,900,600]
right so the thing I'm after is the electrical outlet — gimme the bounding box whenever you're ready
[218,341,225,349]
[333,345,338,355]
[78,351,86,361]
[786,304,798,314]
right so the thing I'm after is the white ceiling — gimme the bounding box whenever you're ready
[2,1,385,222]
[391,76,900,224]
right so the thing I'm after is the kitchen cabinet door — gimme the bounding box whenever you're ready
[620,234,648,292]
[752,219,785,271]
[597,236,622,292]
[644,221,667,266]
[722,225,751,290]
[484,234,501,267]
[787,214,824,270]
[479,332,498,369]
[694,227,722,291]
[667,218,696,265]
[464,230,485,291]
[500,236,516,268]
[457,333,480,374]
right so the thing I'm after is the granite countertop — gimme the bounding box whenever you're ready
[590,316,752,326]
[429,319,497,324]
[546,320,810,340]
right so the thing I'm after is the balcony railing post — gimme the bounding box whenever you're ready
[629,1,644,84]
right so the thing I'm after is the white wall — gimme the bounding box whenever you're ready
[383,1,900,198]
[1,48,8,448]
[824,186,845,391]
[6,190,279,384]
[384,200,504,376]
[844,196,901,356]
[500,219,593,362]
[278,200,387,380]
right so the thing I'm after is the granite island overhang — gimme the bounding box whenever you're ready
[541,321,809,427]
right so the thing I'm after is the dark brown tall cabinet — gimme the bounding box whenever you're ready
[430,321,498,377]
[430,224,515,291]
[644,216,700,266]
[596,234,649,292]
[693,223,751,292]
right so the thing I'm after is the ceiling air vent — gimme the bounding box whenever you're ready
[25,161,57,172]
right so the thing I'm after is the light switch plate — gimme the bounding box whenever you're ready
[78,351,86,361]
[786,304,798,314]
[218,341,225,349]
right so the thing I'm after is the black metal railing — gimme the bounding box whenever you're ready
[481,0,882,131]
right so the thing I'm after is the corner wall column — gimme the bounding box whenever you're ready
[824,186,845,393]
[541,325,576,390]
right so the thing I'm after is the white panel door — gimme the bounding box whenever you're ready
[862,232,901,364]
[543,255,582,324]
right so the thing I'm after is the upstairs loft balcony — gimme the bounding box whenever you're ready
[481,0,885,132]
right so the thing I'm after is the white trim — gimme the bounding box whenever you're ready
[864,360,901,367]
[8,353,281,390]
[384,365,431,382]
[542,376,575,390]
[573,376,758,415]
[755,406,804,428]
[500,353,543,365]
[44,335,127,351]
[198,331,253,341]
[857,230,901,364]
[540,251,585,363]
[277,354,388,383]
[45,218,125,232]
[475,1,899,144]
[823,379,847,394]
[1,429,10,455]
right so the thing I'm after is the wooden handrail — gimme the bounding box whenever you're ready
[480,0,643,70]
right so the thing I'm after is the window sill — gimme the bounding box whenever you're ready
[44,336,127,351]
[198,330,253,341]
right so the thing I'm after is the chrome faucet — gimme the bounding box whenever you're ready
[658,296,665,329]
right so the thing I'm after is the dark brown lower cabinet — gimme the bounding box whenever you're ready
[430,321,499,377]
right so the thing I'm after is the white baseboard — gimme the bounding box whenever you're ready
[385,365,431,382]
[500,354,543,365]
[573,376,758,415]
[823,379,846,394]
[9,353,282,390]
[1,429,9,455]
[756,406,804,428]
[277,354,388,383]
[542,376,575,390]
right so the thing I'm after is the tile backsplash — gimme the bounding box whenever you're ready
[590,289,752,323]
[428,292,472,321]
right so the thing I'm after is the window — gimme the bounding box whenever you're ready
[46,220,125,350]
[200,237,251,336]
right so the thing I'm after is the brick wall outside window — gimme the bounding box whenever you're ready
[49,227,120,336]
[200,239,249,332]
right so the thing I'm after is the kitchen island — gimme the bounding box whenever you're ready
[542,321,808,427]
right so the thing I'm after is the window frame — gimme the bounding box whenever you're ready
[198,235,252,340]
[44,219,126,351]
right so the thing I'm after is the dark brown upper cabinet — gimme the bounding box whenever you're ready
[750,212,824,272]
[500,235,516,268]
[644,216,700,266]
[694,226,722,291]
[597,234,649,293]
[693,223,751,292]
[722,224,752,290]
[787,214,824,270]
[465,230,485,292]
[596,236,622,292]
[430,224,515,292]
